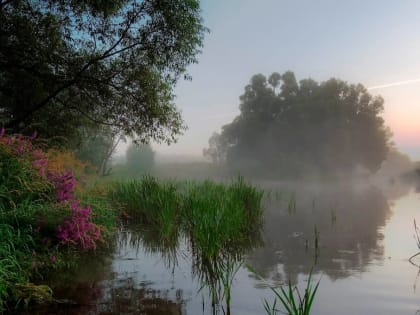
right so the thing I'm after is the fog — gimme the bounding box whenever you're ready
[149,0,420,162]
[109,0,420,184]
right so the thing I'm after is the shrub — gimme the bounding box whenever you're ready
[0,128,107,309]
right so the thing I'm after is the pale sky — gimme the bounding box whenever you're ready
[152,0,420,160]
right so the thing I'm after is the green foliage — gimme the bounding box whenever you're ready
[249,266,320,315]
[0,132,118,310]
[0,146,52,211]
[80,189,118,240]
[108,176,264,257]
[109,176,181,242]
[183,178,264,258]
[125,143,155,176]
[108,176,264,313]
[203,132,226,164]
[75,126,115,169]
[205,71,391,177]
[1,0,207,146]
[262,272,320,315]
[0,224,32,311]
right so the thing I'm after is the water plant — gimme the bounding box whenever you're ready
[108,176,182,242]
[288,193,297,214]
[262,271,320,315]
[183,177,263,257]
[107,176,264,312]
[247,265,320,315]
[409,219,420,266]
[194,256,242,315]
[108,176,264,257]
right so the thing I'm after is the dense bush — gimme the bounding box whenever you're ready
[0,129,106,310]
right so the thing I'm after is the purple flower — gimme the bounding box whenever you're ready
[56,200,101,250]
[30,131,38,140]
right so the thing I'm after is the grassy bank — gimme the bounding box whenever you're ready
[0,129,265,312]
[0,132,117,311]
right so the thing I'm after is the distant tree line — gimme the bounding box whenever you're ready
[204,72,392,177]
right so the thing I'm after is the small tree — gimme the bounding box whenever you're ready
[203,132,226,164]
[125,143,155,176]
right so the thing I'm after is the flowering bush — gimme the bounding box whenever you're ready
[48,171,76,202]
[46,149,97,193]
[0,128,102,251]
[56,200,101,250]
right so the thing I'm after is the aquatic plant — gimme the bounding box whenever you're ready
[109,176,264,254]
[248,266,320,315]
[263,272,320,315]
[109,176,182,241]
[288,193,297,214]
[183,178,263,259]
[194,255,242,315]
[108,176,264,313]
[409,219,420,265]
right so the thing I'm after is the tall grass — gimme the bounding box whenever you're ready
[263,272,320,315]
[249,266,320,315]
[108,176,264,313]
[108,176,182,242]
[108,176,264,259]
[0,224,35,311]
[409,219,420,266]
[0,131,114,310]
[183,178,263,259]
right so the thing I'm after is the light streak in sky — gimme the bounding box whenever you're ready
[367,78,420,90]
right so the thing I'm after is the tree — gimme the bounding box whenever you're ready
[203,132,226,164]
[75,125,126,175]
[0,0,207,145]
[125,143,155,176]
[205,71,392,177]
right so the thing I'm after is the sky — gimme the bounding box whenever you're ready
[151,0,420,160]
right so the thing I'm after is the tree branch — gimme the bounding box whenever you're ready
[0,0,13,8]
[6,3,146,129]
[55,96,124,128]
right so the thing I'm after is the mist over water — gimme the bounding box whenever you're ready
[25,161,420,314]
[4,1,420,314]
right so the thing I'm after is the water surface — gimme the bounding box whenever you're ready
[27,180,420,314]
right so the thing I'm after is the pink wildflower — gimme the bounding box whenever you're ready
[30,131,38,140]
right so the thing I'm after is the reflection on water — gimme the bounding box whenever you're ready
[25,180,420,315]
[249,183,392,284]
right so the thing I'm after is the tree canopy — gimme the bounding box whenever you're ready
[205,72,391,177]
[125,142,155,176]
[0,0,207,145]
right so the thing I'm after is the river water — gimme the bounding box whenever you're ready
[27,179,420,314]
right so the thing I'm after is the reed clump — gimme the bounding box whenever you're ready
[108,176,264,314]
[108,176,264,258]
[183,178,263,258]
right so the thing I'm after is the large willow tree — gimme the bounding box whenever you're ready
[0,0,206,145]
